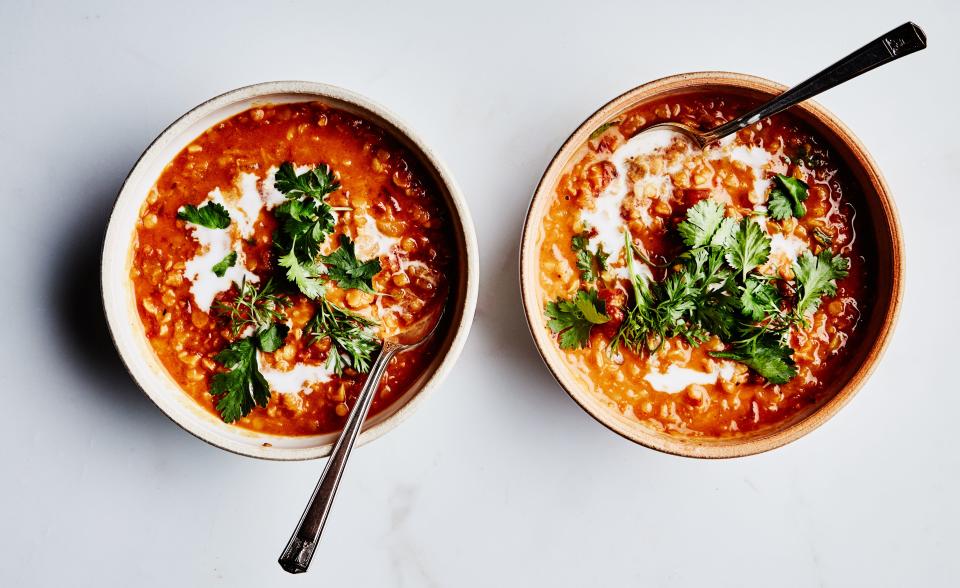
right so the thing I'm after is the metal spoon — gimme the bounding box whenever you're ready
[645,22,926,149]
[278,302,446,574]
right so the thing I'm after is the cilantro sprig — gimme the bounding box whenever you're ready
[272,163,339,299]
[210,338,270,423]
[178,201,231,229]
[209,280,292,423]
[725,220,771,281]
[211,251,238,277]
[546,199,851,384]
[213,278,291,345]
[767,174,809,220]
[711,331,797,385]
[571,232,609,283]
[278,244,326,300]
[275,162,340,201]
[321,235,381,294]
[677,199,737,248]
[793,250,850,320]
[545,289,609,349]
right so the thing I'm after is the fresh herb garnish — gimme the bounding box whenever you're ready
[271,162,340,298]
[270,162,384,374]
[792,249,850,320]
[677,199,737,248]
[812,227,833,247]
[256,323,290,354]
[572,232,608,283]
[739,276,781,322]
[615,201,801,382]
[589,120,621,140]
[210,338,271,423]
[611,225,741,353]
[211,251,238,277]
[177,201,231,229]
[278,245,327,300]
[725,219,771,281]
[321,235,381,294]
[202,161,387,422]
[711,331,797,385]
[545,289,610,350]
[307,299,380,374]
[767,174,809,220]
[274,162,340,201]
[547,198,851,384]
[208,280,294,422]
[213,278,291,342]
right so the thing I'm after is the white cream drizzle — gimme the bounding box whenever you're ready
[575,128,789,285]
[579,129,682,262]
[354,213,399,260]
[261,164,313,210]
[769,233,809,264]
[180,175,263,312]
[644,362,736,394]
[256,353,333,395]
[179,164,410,394]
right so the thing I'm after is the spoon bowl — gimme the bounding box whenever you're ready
[278,296,447,574]
[632,22,925,150]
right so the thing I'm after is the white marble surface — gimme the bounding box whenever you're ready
[1,1,957,586]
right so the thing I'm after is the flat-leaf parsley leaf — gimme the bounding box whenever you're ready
[766,174,809,220]
[793,249,850,319]
[210,338,271,423]
[211,251,238,277]
[677,199,736,248]
[178,201,231,229]
[545,289,609,350]
[725,219,771,280]
[274,162,340,201]
[571,232,608,283]
[711,331,797,384]
[321,235,381,294]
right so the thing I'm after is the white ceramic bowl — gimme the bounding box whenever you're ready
[102,81,478,460]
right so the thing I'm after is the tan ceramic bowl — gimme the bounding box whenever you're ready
[520,72,903,458]
[102,81,479,460]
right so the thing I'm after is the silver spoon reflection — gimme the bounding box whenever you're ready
[278,297,447,574]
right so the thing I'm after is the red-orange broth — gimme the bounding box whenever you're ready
[132,102,453,435]
[537,93,869,437]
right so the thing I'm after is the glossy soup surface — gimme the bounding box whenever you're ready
[537,93,870,437]
[132,102,453,436]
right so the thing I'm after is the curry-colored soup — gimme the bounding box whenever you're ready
[537,93,869,437]
[132,102,453,436]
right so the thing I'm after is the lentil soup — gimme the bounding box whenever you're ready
[132,102,453,436]
[536,92,871,438]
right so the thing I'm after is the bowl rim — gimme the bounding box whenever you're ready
[101,80,479,460]
[519,71,904,458]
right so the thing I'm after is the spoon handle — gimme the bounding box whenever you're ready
[278,341,402,574]
[700,21,926,145]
